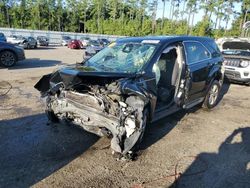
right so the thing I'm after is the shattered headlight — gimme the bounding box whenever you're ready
[125,116,136,137]
[240,61,249,68]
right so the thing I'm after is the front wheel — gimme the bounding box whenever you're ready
[203,80,221,109]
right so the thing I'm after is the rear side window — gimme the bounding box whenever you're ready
[207,40,221,57]
[184,41,211,64]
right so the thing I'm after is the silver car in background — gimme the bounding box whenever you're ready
[20,37,38,49]
[84,40,104,60]
[61,36,71,46]
[37,36,49,46]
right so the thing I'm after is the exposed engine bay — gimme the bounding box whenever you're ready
[35,67,154,158]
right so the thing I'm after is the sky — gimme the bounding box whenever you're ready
[156,1,242,29]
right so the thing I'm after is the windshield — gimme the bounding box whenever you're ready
[84,42,157,73]
[222,41,250,51]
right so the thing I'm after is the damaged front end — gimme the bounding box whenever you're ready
[35,65,153,157]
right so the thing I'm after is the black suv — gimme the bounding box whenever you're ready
[35,36,224,158]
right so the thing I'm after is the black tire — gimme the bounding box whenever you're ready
[27,43,30,49]
[46,110,59,123]
[0,50,17,67]
[34,43,37,49]
[203,80,221,109]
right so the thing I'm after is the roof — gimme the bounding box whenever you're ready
[117,35,214,44]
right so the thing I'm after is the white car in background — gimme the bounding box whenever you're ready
[61,36,71,46]
[217,37,250,86]
[7,35,24,44]
[79,37,91,48]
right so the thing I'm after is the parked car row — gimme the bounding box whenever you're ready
[62,35,111,50]
[1,32,110,50]
[6,34,50,49]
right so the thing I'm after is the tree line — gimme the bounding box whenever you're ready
[0,0,249,38]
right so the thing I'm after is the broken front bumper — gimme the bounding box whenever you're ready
[50,96,121,137]
[47,91,145,155]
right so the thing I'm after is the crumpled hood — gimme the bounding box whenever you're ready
[34,64,135,93]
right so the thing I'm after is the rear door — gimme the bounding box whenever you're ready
[182,41,212,106]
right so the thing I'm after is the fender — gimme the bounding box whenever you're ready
[121,76,157,121]
[206,62,224,92]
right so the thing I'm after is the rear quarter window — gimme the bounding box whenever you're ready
[206,40,221,57]
[184,41,211,64]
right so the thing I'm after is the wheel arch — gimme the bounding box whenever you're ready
[206,65,224,92]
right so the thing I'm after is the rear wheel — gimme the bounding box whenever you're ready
[34,43,37,48]
[0,51,17,67]
[203,80,221,109]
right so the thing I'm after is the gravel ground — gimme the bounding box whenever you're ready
[0,46,250,188]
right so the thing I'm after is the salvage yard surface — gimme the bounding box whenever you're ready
[0,46,250,188]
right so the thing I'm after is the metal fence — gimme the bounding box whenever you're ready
[0,27,125,44]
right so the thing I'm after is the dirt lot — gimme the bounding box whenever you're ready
[0,46,250,188]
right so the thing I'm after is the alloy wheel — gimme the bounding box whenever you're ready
[208,84,219,105]
[0,51,16,67]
